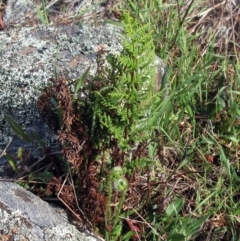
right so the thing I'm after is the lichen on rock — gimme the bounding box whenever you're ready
[0,24,123,149]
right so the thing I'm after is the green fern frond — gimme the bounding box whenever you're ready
[93,10,158,151]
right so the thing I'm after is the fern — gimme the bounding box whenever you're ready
[94,11,157,151]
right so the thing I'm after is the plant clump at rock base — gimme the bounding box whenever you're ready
[35,11,168,240]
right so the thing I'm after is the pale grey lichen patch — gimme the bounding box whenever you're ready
[4,0,37,25]
[43,224,101,241]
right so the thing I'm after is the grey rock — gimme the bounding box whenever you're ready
[0,24,123,149]
[0,23,166,152]
[4,0,35,24]
[0,181,103,240]
[0,0,167,164]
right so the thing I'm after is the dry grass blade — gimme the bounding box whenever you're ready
[186,0,240,55]
[0,138,12,158]
[121,206,165,240]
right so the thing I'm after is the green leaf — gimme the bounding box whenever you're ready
[37,171,54,183]
[104,20,123,27]
[58,155,69,173]
[36,7,48,25]
[110,224,122,241]
[127,0,138,11]
[73,66,90,99]
[221,135,239,143]
[164,219,178,232]
[31,132,45,147]
[17,147,24,160]
[166,197,185,217]
[5,153,19,174]
[184,216,208,238]
[122,231,136,240]
[50,98,62,128]
[167,233,185,241]
[5,115,32,142]
[217,96,226,110]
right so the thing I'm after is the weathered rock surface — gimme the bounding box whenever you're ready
[0,181,102,240]
[0,0,124,155]
[0,23,122,146]
[0,23,166,155]
[0,0,166,156]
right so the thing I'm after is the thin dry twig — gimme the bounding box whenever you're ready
[0,138,12,158]
[123,205,164,240]
[16,154,46,179]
